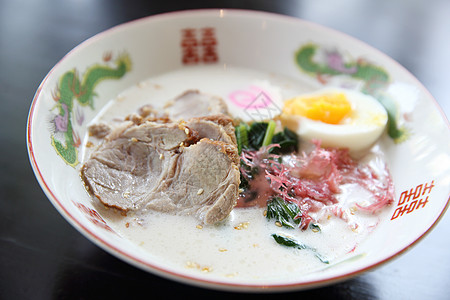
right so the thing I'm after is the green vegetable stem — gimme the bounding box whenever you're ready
[235,121,299,154]
[235,123,249,154]
[262,120,276,147]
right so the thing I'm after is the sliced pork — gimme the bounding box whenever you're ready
[185,115,239,164]
[81,111,240,224]
[146,138,239,224]
[164,89,229,121]
[81,122,192,211]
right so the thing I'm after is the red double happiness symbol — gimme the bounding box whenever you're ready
[181,27,218,64]
[391,180,435,220]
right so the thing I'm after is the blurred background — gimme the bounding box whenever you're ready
[1,0,449,299]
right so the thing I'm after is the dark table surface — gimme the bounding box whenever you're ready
[1,0,449,299]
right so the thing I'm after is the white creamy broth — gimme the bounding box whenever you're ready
[82,65,392,281]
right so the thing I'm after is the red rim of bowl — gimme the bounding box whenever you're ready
[26,9,450,292]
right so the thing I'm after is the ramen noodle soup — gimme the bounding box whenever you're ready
[81,65,394,282]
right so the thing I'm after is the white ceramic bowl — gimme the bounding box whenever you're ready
[27,9,450,292]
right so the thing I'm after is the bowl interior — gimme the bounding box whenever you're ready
[28,9,450,291]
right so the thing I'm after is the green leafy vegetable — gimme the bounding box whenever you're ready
[270,127,299,154]
[239,164,260,191]
[266,197,301,229]
[376,93,408,142]
[271,233,329,264]
[247,122,268,150]
[239,171,250,190]
[236,120,299,153]
[309,223,322,233]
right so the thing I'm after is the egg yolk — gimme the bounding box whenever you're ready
[283,92,352,124]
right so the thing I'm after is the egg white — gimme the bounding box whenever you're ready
[280,88,388,153]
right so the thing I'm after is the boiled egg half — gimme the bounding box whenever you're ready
[279,88,388,152]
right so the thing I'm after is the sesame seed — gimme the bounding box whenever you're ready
[196,225,203,229]
[137,81,147,88]
[159,153,164,159]
[184,128,190,135]
[234,222,249,230]
[185,261,212,273]
[197,188,204,195]
[185,261,199,269]
[275,221,282,227]
[130,137,138,143]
